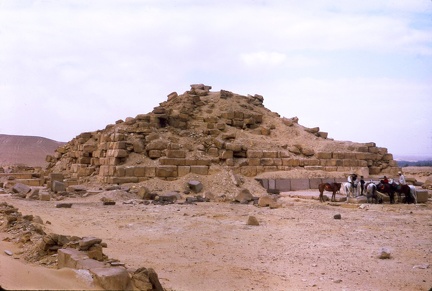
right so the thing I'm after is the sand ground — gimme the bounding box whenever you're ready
[1,189,431,291]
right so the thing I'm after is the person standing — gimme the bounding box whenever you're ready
[398,171,406,185]
[360,175,365,195]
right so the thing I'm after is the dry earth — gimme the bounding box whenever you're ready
[1,173,431,291]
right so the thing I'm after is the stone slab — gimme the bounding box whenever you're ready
[290,179,310,191]
[275,179,291,192]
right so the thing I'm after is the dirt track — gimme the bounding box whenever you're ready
[1,190,431,291]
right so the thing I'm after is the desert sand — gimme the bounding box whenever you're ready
[1,180,431,291]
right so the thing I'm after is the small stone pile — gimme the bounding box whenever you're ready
[0,202,164,291]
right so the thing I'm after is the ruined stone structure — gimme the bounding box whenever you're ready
[45,84,399,185]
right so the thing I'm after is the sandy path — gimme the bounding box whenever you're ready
[1,192,431,291]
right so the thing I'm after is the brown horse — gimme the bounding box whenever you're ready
[318,182,342,202]
[377,182,397,204]
[391,182,415,204]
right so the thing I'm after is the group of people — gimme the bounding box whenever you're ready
[347,171,406,196]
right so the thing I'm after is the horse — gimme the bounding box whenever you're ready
[365,182,379,204]
[409,185,417,204]
[391,182,416,204]
[318,182,342,202]
[342,181,359,199]
[376,182,397,204]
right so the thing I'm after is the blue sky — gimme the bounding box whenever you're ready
[0,0,431,158]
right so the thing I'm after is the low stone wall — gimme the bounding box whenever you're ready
[256,178,348,192]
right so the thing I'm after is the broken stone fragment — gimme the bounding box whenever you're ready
[379,247,391,259]
[247,216,259,226]
[188,180,203,193]
[79,237,103,251]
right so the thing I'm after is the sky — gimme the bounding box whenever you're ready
[0,0,431,159]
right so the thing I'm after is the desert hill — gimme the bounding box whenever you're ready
[0,134,65,168]
[45,84,399,184]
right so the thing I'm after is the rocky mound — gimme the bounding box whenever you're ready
[0,134,64,167]
[45,84,399,185]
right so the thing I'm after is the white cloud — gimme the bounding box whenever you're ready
[0,0,431,156]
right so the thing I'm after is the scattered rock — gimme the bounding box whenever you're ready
[56,203,73,208]
[4,250,13,256]
[379,247,391,259]
[334,214,342,219]
[235,188,253,203]
[247,216,260,226]
[188,180,203,193]
[412,263,429,269]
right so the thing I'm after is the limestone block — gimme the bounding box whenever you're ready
[167,150,186,158]
[275,179,291,192]
[416,190,428,203]
[282,159,300,167]
[258,195,279,208]
[12,183,31,195]
[146,139,168,150]
[309,178,323,189]
[368,146,379,153]
[225,143,242,151]
[50,173,64,191]
[382,154,393,161]
[90,267,131,291]
[76,258,106,270]
[195,159,212,166]
[248,158,261,166]
[188,180,203,193]
[156,166,177,177]
[343,159,358,167]
[268,179,276,190]
[26,188,40,200]
[39,192,51,201]
[316,152,332,159]
[148,150,162,159]
[207,147,219,157]
[159,158,186,166]
[235,188,253,202]
[332,152,345,159]
[145,167,156,177]
[262,151,278,158]
[317,132,328,139]
[343,153,356,159]
[303,159,320,166]
[232,119,244,128]
[240,166,257,177]
[133,167,145,177]
[178,166,191,176]
[58,248,88,269]
[190,166,209,175]
[260,158,274,166]
[109,177,139,184]
[82,144,97,153]
[369,167,381,175]
[377,147,388,155]
[233,111,244,119]
[273,158,282,166]
[107,149,128,158]
[109,141,126,150]
[88,244,104,261]
[290,179,310,191]
[247,150,263,158]
[53,180,66,193]
[256,178,269,189]
[220,150,233,160]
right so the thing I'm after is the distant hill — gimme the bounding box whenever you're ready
[0,134,65,168]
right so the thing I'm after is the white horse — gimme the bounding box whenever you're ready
[408,185,417,204]
[342,181,360,199]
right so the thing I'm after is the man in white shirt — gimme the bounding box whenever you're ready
[398,171,406,185]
